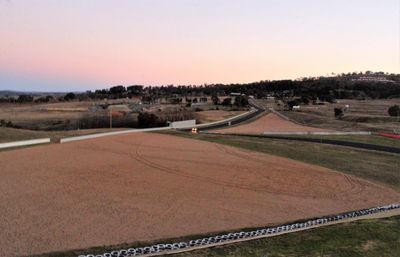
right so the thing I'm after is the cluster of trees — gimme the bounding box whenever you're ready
[210,95,249,107]
[86,85,144,100]
[138,72,400,101]
[138,108,195,128]
[0,119,13,127]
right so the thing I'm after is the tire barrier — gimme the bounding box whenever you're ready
[78,203,400,257]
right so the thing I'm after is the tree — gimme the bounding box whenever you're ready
[127,85,143,95]
[17,95,33,103]
[221,98,232,106]
[109,85,126,97]
[234,96,249,107]
[334,108,344,119]
[211,95,220,105]
[287,99,300,110]
[388,105,400,117]
[64,92,76,101]
[138,112,161,128]
[300,96,310,105]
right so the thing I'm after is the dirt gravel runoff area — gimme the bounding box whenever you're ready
[0,133,399,257]
[215,113,332,134]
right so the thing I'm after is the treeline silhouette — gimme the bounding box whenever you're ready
[1,72,399,103]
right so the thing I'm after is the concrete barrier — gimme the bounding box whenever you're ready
[60,127,172,143]
[0,138,51,150]
[170,120,196,129]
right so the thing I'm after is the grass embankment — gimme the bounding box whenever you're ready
[264,134,400,148]
[164,131,400,191]
[169,216,400,257]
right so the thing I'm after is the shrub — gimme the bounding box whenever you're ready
[388,105,400,117]
[221,98,232,106]
[64,92,76,101]
[334,108,344,119]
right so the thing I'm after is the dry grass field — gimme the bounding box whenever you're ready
[0,101,139,131]
[215,113,331,134]
[0,133,398,257]
[194,110,245,123]
[281,99,400,132]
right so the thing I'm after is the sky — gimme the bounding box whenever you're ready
[0,0,399,92]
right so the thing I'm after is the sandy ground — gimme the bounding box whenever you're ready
[215,113,332,134]
[0,133,398,256]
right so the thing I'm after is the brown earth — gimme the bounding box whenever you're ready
[0,133,398,256]
[215,113,332,134]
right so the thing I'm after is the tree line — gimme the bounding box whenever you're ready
[1,72,399,104]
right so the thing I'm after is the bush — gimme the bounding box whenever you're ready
[0,120,14,127]
[234,96,248,107]
[388,105,400,117]
[221,98,232,106]
[138,112,161,128]
[64,92,76,101]
[17,95,33,103]
[334,108,344,119]
[211,95,220,105]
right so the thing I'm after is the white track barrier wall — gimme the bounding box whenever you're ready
[60,127,171,143]
[170,120,196,129]
[0,138,51,150]
[60,109,257,143]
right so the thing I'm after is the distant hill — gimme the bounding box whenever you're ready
[0,90,72,97]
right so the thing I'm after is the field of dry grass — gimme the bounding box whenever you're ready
[0,100,140,131]
[0,132,398,257]
[194,110,245,123]
[280,99,400,132]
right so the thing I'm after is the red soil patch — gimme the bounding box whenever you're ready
[0,133,398,256]
[216,113,331,134]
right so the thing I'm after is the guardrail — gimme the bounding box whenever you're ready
[78,203,400,257]
[0,138,51,150]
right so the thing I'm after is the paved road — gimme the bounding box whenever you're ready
[180,101,266,132]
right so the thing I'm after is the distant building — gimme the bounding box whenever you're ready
[230,92,245,96]
[352,77,395,83]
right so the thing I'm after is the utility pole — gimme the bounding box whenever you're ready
[109,107,112,129]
